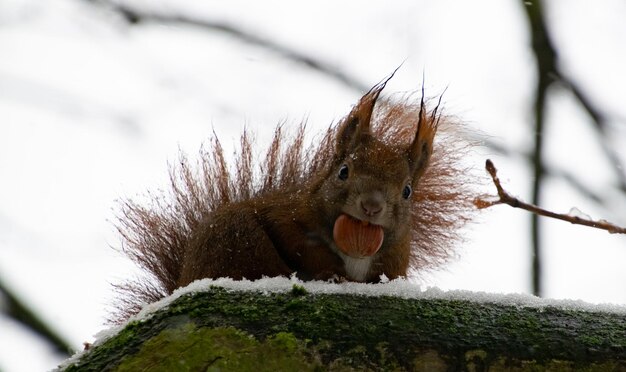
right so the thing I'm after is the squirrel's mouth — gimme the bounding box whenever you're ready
[333,214,384,258]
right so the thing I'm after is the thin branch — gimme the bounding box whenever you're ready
[87,0,369,93]
[474,136,605,205]
[475,159,626,235]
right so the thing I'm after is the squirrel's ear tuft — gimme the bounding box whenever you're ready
[408,94,438,182]
[335,74,394,158]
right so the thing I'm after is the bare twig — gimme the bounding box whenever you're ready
[475,159,626,235]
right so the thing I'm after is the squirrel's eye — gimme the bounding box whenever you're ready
[338,164,349,181]
[402,185,412,199]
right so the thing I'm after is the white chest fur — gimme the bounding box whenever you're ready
[340,254,374,282]
[327,240,375,281]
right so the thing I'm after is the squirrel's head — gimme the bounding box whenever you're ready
[315,78,438,259]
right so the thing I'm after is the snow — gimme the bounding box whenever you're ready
[161,276,626,316]
[567,207,592,220]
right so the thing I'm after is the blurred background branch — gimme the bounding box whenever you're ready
[0,276,73,356]
[521,0,626,296]
[522,0,557,297]
[85,0,369,93]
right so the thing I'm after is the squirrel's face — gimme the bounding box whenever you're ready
[314,78,437,259]
[327,137,414,230]
[317,136,417,254]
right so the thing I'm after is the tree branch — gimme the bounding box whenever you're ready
[60,283,626,371]
[0,276,74,355]
[475,159,626,235]
[86,0,369,93]
[556,74,626,192]
[522,0,556,296]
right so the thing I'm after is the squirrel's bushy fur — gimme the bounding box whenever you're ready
[111,78,477,322]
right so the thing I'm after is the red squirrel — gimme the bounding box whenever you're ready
[113,75,476,321]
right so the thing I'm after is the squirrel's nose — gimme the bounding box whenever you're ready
[360,193,384,217]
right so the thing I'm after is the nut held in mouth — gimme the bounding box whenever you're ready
[333,214,384,258]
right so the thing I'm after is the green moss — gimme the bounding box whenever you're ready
[63,320,168,372]
[291,284,308,296]
[61,287,626,371]
[115,324,320,372]
[485,358,622,372]
[412,349,447,371]
[267,332,300,353]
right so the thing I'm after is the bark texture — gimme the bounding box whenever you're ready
[62,286,625,371]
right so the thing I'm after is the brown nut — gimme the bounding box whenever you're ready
[333,214,384,258]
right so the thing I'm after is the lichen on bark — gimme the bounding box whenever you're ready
[61,285,626,371]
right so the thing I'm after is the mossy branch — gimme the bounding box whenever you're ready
[61,284,625,371]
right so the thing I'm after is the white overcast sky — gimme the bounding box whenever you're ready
[1,0,625,370]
